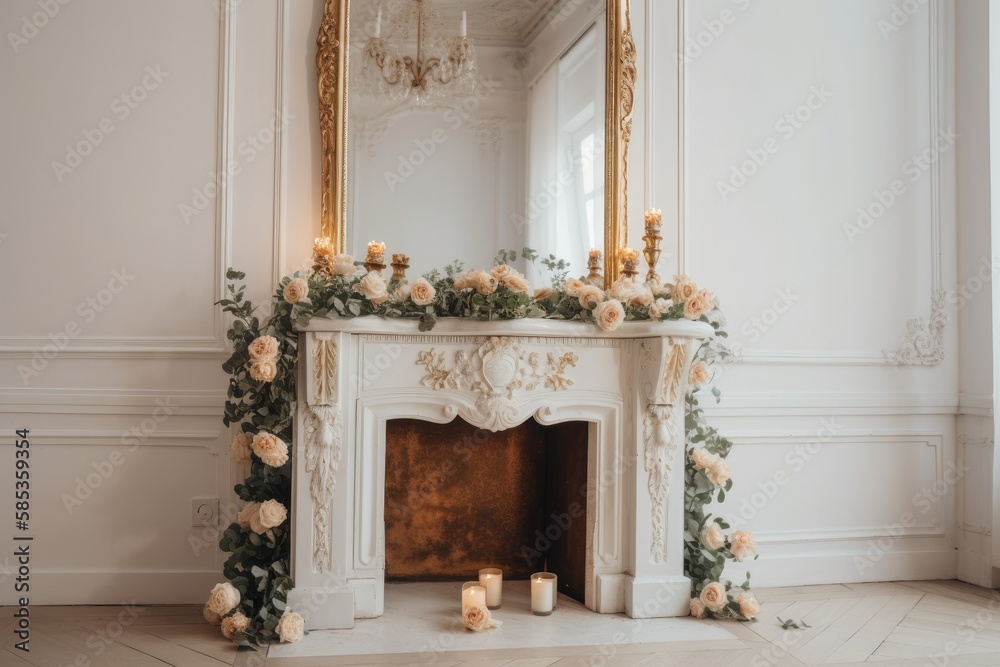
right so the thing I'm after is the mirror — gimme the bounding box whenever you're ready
[317,0,635,286]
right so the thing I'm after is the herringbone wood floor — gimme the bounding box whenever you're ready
[5,580,1000,666]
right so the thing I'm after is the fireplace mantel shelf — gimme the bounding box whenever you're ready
[288,313,713,630]
[299,316,714,339]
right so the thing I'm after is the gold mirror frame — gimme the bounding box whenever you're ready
[317,0,636,286]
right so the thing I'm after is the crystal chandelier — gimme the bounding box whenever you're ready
[361,0,479,103]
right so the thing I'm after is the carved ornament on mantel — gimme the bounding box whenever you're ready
[305,334,343,573]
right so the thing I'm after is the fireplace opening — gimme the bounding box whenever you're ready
[384,417,590,603]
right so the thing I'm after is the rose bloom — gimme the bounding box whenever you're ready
[672,275,698,304]
[648,298,673,320]
[491,264,517,282]
[358,271,389,305]
[247,335,280,362]
[464,605,493,631]
[577,285,605,310]
[206,582,240,617]
[737,592,760,620]
[230,432,253,464]
[628,287,655,308]
[699,581,727,612]
[471,269,498,295]
[609,277,642,302]
[252,432,289,468]
[707,460,731,487]
[237,502,260,530]
[730,530,757,562]
[690,447,719,471]
[277,611,305,643]
[534,287,554,302]
[249,360,277,383]
[221,612,251,639]
[410,278,437,306]
[594,299,625,332]
[282,277,309,304]
[203,603,222,626]
[689,597,708,619]
[391,283,412,303]
[701,523,726,550]
[505,274,530,293]
[648,280,671,297]
[250,499,288,534]
[684,291,713,320]
[562,278,586,297]
[689,361,710,387]
[332,253,356,276]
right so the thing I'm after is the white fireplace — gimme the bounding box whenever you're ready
[286,317,711,630]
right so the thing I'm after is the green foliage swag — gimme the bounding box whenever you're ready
[214,255,755,647]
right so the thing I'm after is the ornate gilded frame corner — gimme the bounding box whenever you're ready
[317,0,349,253]
[605,0,636,286]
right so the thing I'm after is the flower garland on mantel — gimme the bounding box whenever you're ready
[206,250,758,648]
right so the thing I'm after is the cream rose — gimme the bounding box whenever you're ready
[221,612,251,639]
[672,275,698,304]
[689,597,708,619]
[689,361,710,387]
[471,269,498,295]
[358,271,389,305]
[282,278,309,304]
[230,432,253,464]
[562,278,586,297]
[249,360,277,383]
[252,432,289,468]
[277,611,305,643]
[628,287,655,308]
[203,603,222,626]
[648,280,671,297]
[533,287,554,302]
[730,530,757,562]
[505,274,530,293]
[577,285,605,310]
[699,581,727,612]
[594,299,625,332]
[463,605,493,631]
[737,592,760,620]
[237,502,260,530]
[491,264,517,282]
[332,253,356,276]
[410,278,436,306]
[250,499,288,534]
[684,289,714,321]
[690,447,719,471]
[649,298,673,320]
[206,583,241,617]
[706,460,731,487]
[248,335,280,362]
[609,277,641,302]
[701,523,726,551]
[391,283,412,303]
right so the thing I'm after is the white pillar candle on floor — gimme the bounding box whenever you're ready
[531,573,555,616]
[375,5,382,38]
[461,582,486,613]
[460,10,467,38]
[478,568,502,609]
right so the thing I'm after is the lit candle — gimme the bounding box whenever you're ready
[621,246,639,263]
[375,5,382,38]
[645,208,663,228]
[478,568,502,609]
[589,248,602,260]
[460,10,467,38]
[461,582,486,613]
[530,573,555,616]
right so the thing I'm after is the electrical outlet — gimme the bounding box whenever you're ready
[192,498,219,526]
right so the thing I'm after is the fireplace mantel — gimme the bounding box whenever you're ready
[287,317,713,630]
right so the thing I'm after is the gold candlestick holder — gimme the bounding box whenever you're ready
[365,241,386,275]
[390,254,410,282]
[620,247,640,282]
[585,250,604,286]
[312,237,335,278]
[643,209,663,285]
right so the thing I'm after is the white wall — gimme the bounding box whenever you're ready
[0,0,994,604]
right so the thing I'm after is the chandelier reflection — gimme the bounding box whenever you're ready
[361,0,479,104]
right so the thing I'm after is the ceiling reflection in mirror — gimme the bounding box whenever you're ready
[347,0,607,285]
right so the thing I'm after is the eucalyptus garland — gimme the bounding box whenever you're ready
[206,251,757,648]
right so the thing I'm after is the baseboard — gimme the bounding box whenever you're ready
[0,570,223,606]
[729,549,958,588]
